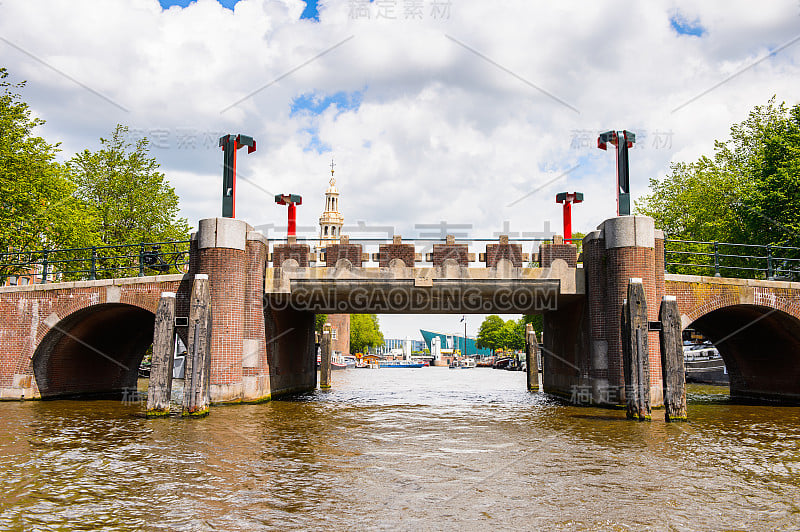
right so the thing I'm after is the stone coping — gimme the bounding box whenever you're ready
[0,273,188,294]
[665,273,800,290]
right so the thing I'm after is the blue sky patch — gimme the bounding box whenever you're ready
[301,127,331,154]
[670,13,706,37]
[160,0,240,9]
[300,0,319,21]
[160,0,319,19]
[291,90,363,117]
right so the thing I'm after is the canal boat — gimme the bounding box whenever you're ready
[331,353,352,370]
[448,358,476,369]
[379,361,425,368]
[684,344,728,385]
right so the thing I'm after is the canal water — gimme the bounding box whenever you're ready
[1,368,799,531]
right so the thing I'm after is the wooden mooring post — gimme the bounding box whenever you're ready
[525,323,540,392]
[183,274,212,417]
[319,323,332,389]
[622,278,651,421]
[146,292,177,417]
[659,295,687,421]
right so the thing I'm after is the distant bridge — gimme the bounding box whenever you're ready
[1,216,798,407]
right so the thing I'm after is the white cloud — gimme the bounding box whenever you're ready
[2,0,799,337]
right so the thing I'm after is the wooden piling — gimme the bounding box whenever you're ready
[183,274,212,417]
[623,279,651,420]
[525,323,540,391]
[320,323,332,389]
[659,296,687,421]
[146,292,177,417]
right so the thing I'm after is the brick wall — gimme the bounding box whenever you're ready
[486,243,523,267]
[378,243,415,268]
[0,279,183,399]
[432,243,469,267]
[272,244,310,267]
[197,247,245,393]
[328,313,350,354]
[325,244,363,267]
[539,243,578,268]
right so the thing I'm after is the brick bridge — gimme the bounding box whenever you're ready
[1,216,798,405]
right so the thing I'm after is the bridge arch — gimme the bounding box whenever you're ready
[685,303,800,403]
[32,303,155,398]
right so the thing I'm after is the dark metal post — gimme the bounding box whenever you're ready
[598,130,635,216]
[713,241,720,277]
[40,250,49,284]
[219,134,256,219]
[767,244,774,280]
[89,246,97,280]
[139,243,145,277]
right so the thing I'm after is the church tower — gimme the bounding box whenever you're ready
[318,159,350,356]
[319,159,344,247]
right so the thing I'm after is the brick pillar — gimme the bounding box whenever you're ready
[583,216,664,407]
[196,217,250,404]
[242,231,270,402]
[432,235,469,267]
[378,236,415,267]
[486,235,523,267]
[539,235,578,267]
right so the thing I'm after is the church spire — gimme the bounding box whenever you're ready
[319,159,344,247]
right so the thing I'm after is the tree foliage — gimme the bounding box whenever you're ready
[636,97,800,278]
[315,314,328,334]
[350,314,384,354]
[477,315,529,352]
[1,68,96,278]
[67,124,190,246]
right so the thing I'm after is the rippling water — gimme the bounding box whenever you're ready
[1,369,799,531]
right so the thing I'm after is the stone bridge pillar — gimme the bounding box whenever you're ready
[543,216,665,407]
[195,217,273,403]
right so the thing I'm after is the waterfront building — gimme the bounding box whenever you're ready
[419,329,491,358]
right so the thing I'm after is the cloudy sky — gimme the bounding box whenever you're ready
[2,0,798,339]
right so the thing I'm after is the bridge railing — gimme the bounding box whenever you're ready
[0,240,191,285]
[665,239,800,281]
[1,236,584,285]
[275,236,583,266]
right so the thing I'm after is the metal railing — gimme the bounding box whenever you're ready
[665,239,800,281]
[0,240,191,285]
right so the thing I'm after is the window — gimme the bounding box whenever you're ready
[324,226,328,236]
[332,328,337,340]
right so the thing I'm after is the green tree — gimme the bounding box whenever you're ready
[477,314,504,353]
[0,68,96,279]
[637,97,800,278]
[350,314,384,354]
[499,319,525,351]
[315,314,328,334]
[67,124,190,246]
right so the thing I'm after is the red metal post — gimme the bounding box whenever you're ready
[555,192,584,241]
[288,202,297,237]
[275,194,303,239]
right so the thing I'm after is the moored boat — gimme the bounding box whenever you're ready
[684,344,728,385]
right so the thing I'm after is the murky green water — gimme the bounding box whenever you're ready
[1,369,799,531]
